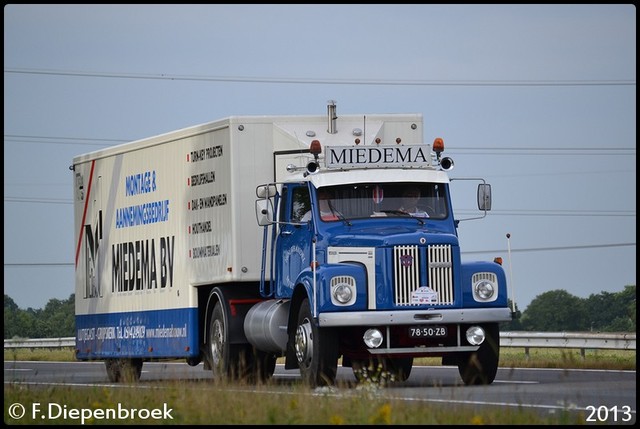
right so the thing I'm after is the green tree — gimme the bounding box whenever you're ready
[4,294,75,339]
[617,285,636,329]
[45,294,75,337]
[520,289,587,331]
[4,295,21,338]
[584,291,620,331]
[575,285,635,332]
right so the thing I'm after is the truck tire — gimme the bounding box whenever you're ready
[294,298,338,387]
[207,302,277,383]
[351,357,413,383]
[207,302,243,381]
[247,347,278,382]
[104,358,143,383]
[105,359,120,382]
[457,323,500,385]
[387,357,413,382]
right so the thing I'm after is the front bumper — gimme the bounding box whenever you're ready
[318,307,512,327]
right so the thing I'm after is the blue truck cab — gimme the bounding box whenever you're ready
[252,124,512,387]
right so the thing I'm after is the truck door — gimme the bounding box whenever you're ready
[274,184,313,297]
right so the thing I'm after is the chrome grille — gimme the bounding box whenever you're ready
[393,245,420,305]
[428,244,454,304]
[393,244,454,305]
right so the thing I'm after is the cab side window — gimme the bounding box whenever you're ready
[290,186,311,222]
[277,187,287,223]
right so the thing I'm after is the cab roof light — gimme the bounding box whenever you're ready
[433,137,445,154]
[310,140,322,155]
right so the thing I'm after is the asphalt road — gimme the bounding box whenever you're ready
[4,360,636,425]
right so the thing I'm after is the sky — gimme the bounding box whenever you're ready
[4,4,636,312]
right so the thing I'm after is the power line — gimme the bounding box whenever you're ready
[5,263,72,267]
[463,242,635,255]
[448,148,635,156]
[4,134,127,147]
[4,134,636,154]
[3,196,636,218]
[455,209,636,217]
[4,68,636,87]
[4,241,636,267]
[4,197,72,205]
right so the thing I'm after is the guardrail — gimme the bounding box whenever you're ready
[500,331,636,358]
[5,337,75,349]
[4,332,636,358]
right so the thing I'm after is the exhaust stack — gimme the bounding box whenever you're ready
[327,100,337,134]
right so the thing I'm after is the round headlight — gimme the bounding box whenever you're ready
[474,280,495,300]
[333,284,353,304]
[466,326,486,346]
[363,329,384,348]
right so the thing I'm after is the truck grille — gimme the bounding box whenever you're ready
[393,244,454,306]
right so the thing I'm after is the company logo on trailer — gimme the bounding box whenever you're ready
[82,209,176,298]
[111,236,175,292]
[84,211,103,298]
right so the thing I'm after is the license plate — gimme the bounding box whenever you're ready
[408,326,448,338]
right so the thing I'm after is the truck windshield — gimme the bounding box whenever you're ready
[318,183,448,221]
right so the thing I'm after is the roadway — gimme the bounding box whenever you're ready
[4,360,636,424]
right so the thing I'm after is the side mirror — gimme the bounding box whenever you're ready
[256,184,277,198]
[477,184,492,211]
[255,199,275,226]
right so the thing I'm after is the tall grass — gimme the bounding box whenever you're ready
[4,346,634,424]
[5,377,590,425]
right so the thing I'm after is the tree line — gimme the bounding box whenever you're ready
[3,285,636,339]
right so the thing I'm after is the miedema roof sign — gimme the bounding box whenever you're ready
[325,145,431,169]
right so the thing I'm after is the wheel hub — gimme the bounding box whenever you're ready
[295,319,313,366]
[210,319,224,366]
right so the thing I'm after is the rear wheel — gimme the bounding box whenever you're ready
[294,298,338,387]
[207,302,243,381]
[458,323,500,385]
[248,348,278,382]
[104,358,143,383]
[207,302,277,382]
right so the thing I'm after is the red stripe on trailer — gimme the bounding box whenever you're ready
[74,160,95,267]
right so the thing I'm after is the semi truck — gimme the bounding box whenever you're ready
[72,101,511,387]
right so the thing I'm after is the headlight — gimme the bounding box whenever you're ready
[330,276,356,306]
[475,281,494,299]
[363,329,384,348]
[466,326,485,346]
[334,284,353,304]
[471,273,498,302]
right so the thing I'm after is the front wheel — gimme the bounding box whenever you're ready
[457,323,500,385]
[294,298,338,387]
